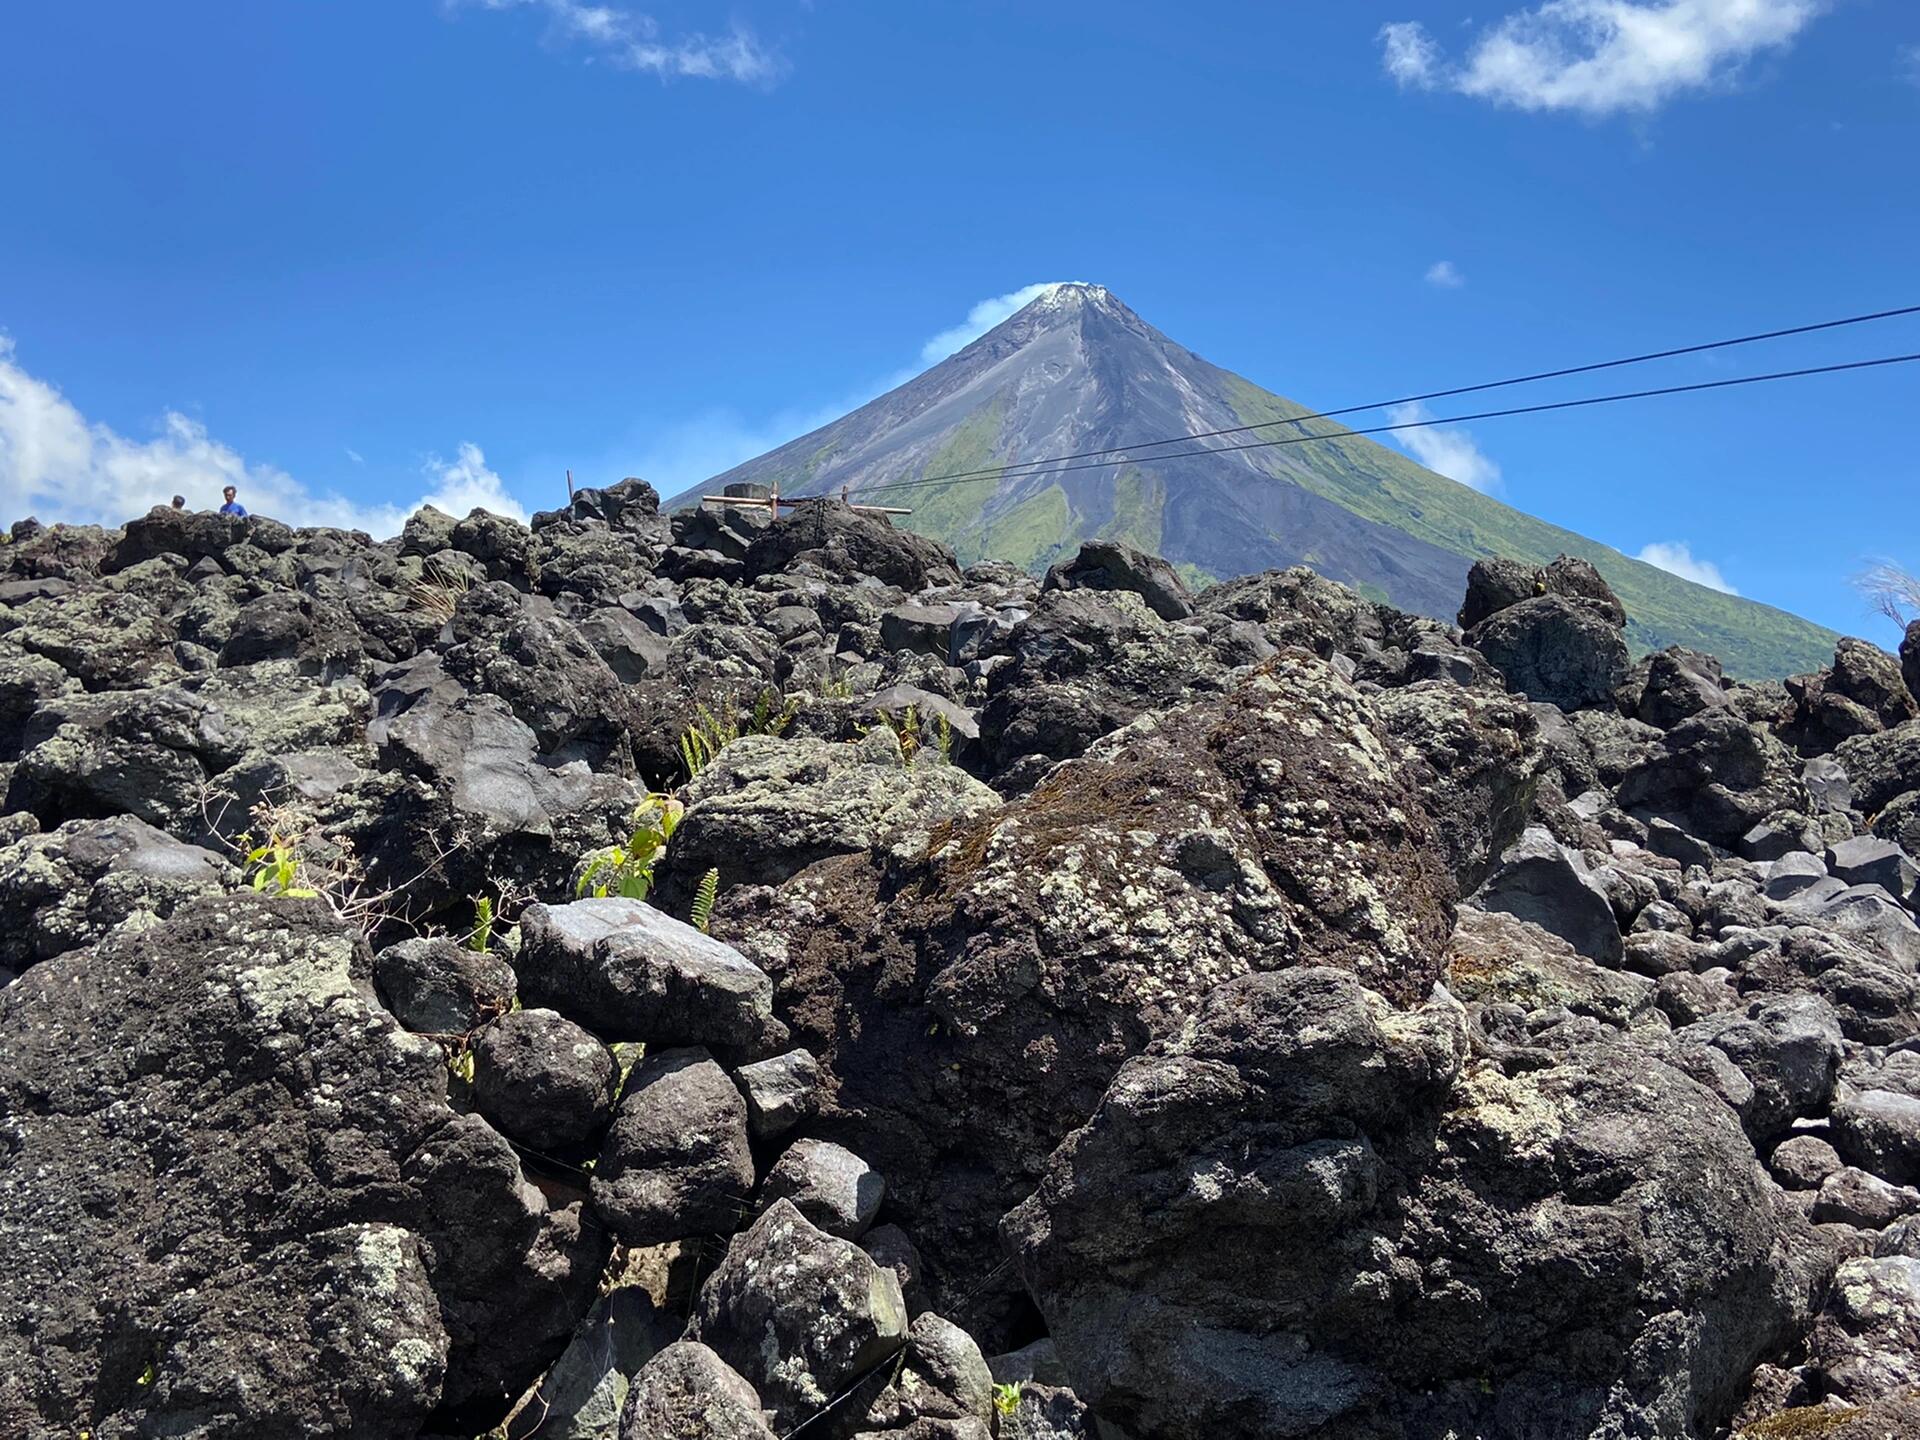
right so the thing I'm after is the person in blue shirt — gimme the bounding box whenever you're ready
[219,485,247,518]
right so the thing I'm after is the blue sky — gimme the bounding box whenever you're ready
[1,1,1916,637]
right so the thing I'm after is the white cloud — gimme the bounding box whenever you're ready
[1636,539,1739,593]
[1381,21,1443,86]
[1386,401,1503,493]
[452,0,782,83]
[0,336,525,535]
[345,447,365,465]
[1902,44,1920,87]
[1379,0,1828,117]
[919,282,1085,365]
[1426,260,1466,289]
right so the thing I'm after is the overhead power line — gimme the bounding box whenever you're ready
[835,302,1920,497]
[848,349,1920,502]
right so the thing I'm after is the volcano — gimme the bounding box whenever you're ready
[688,283,1834,677]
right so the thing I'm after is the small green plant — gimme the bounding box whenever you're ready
[690,868,719,933]
[678,687,797,779]
[577,793,684,901]
[992,1381,1024,1418]
[468,895,494,953]
[242,833,319,900]
[863,703,951,763]
[448,1048,476,1086]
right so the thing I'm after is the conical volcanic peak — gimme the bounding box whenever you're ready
[688,287,1834,677]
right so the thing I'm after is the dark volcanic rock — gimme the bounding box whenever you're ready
[1042,538,1194,621]
[744,505,962,591]
[1372,682,1543,895]
[1459,553,1627,631]
[1472,826,1623,965]
[672,732,999,891]
[0,895,588,1437]
[0,814,233,971]
[976,586,1227,778]
[591,1047,755,1245]
[517,897,781,1052]
[728,651,1457,1311]
[1637,646,1729,728]
[760,1137,885,1240]
[372,935,518,1035]
[1003,966,1825,1440]
[471,1007,619,1151]
[689,1198,909,1432]
[1618,711,1811,847]
[620,1341,775,1440]
[1467,593,1631,710]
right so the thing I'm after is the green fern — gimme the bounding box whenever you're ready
[469,895,494,953]
[690,868,720,933]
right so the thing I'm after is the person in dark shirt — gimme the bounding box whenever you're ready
[170,495,185,510]
[219,485,247,518]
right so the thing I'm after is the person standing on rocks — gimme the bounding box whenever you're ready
[218,485,247,517]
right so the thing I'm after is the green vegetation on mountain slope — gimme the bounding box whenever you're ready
[1219,376,1838,679]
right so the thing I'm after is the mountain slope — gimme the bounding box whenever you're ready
[689,284,1836,677]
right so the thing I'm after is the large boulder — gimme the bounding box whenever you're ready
[1459,553,1627,631]
[975,587,1227,778]
[0,895,598,1436]
[743,506,962,591]
[438,582,641,768]
[1467,593,1631,710]
[1003,967,1826,1440]
[620,1341,775,1440]
[471,1007,619,1151]
[670,731,1000,891]
[1472,826,1623,966]
[1636,646,1729,728]
[1618,711,1811,847]
[373,935,518,1035]
[0,815,232,971]
[591,1048,755,1245]
[1371,682,1543,895]
[1804,1257,1920,1403]
[1835,721,1920,816]
[724,651,1457,1312]
[1042,539,1194,621]
[689,1198,909,1432]
[517,898,781,1053]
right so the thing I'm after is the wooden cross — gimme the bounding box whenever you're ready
[700,476,911,518]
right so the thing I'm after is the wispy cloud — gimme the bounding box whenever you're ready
[1637,539,1739,594]
[1380,1,1828,117]
[450,0,782,84]
[919,282,1084,365]
[1381,21,1443,87]
[0,336,524,534]
[1386,401,1503,493]
[1425,260,1466,289]
[1902,44,1920,88]
[345,447,365,465]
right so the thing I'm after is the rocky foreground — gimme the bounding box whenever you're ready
[1,486,1919,1439]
